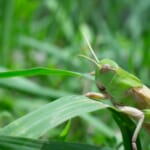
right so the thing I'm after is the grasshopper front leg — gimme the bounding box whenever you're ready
[85,92,106,100]
[118,106,144,150]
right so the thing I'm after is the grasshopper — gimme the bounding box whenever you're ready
[82,33,150,150]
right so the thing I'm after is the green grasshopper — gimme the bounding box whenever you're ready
[82,33,150,150]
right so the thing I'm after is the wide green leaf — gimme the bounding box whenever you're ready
[0,95,143,150]
[0,95,108,138]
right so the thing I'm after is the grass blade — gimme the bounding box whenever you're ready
[0,95,108,138]
[0,67,93,80]
[0,135,110,150]
[0,67,92,97]
[0,67,81,78]
[0,95,142,150]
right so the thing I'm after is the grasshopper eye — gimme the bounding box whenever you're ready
[99,59,119,71]
[100,64,116,72]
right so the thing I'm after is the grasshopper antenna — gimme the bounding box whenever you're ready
[82,31,99,63]
[79,54,99,67]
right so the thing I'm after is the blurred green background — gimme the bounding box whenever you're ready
[0,0,150,149]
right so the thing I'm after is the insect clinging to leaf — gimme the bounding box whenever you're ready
[82,32,150,150]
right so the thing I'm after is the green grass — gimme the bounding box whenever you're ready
[0,0,150,149]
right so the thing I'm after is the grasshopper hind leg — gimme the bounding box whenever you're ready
[132,114,144,150]
[118,106,144,150]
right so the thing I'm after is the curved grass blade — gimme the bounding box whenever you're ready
[0,95,142,149]
[0,67,81,78]
[0,95,109,138]
[0,67,92,97]
[0,67,72,98]
[0,67,93,80]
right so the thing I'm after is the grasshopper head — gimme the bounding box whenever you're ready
[95,59,119,93]
[81,32,119,94]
